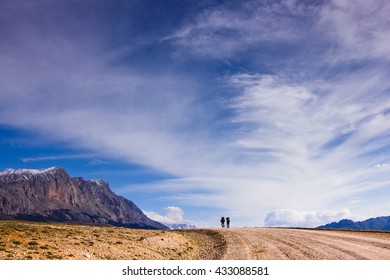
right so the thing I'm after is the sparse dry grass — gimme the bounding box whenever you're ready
[0,220,226,260]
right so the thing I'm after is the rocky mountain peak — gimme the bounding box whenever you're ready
[0,166,66,183]
[0,167,167,229]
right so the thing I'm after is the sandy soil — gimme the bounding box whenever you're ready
[217,227,390,260]
[0,221,225,260]
[2,221,390,260]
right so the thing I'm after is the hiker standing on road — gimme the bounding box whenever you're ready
[226,217,230,228]
[220,217,225,228]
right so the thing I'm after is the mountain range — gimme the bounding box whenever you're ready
[0,167,167,229]
[318,216,390,231]
[166,223,197,230]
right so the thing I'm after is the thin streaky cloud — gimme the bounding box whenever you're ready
[21,154,96,163]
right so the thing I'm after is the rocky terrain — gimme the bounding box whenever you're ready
[0,167,166,229]
[2,221,390,260]
[0,220,225,260]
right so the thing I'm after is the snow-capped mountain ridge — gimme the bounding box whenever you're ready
[167,223,197,229]
[0,166,167,229]
[0,166,60,176]
[0,167,63,183]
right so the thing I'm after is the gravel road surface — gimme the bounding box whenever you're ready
[216,228,390,260]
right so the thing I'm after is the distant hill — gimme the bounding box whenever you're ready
[0,167,168,229]
[318,216,390,231]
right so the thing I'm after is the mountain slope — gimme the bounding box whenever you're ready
[318,216,390,231]
[0,167,167,229]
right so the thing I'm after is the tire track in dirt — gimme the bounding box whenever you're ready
[218,229,252,259]
[215,228,390,260]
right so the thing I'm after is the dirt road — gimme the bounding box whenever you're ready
[3,221,390,260]
[216,228,390,260]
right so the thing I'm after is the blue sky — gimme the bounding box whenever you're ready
[1,0,390,228]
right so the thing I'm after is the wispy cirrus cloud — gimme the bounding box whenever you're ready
[167,0,321,59]
[319,0,390,60]
[169,0,390,69]
[226,71,390,204]
[20,154,95,163]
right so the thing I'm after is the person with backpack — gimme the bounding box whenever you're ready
[226,217,230,228]
[220,216,225,228]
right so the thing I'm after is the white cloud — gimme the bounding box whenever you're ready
[264,208,354,228]
[20,154,95,163]
[227,73,390,188]
[0,38,210,176]
[168,0,320,58]
[169,0,390,69]
[144,206,189,225]
[319,0,390,60]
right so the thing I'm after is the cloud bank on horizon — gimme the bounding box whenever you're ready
[0,0,389,227]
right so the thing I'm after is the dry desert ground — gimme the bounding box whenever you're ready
[1,221,390,260]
